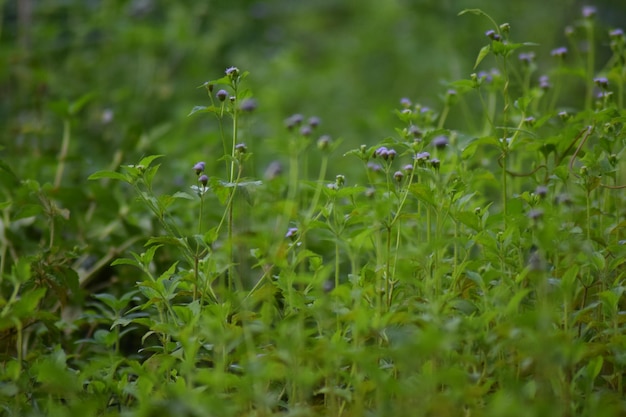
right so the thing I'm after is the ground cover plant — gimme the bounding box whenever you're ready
[1,5,626,417]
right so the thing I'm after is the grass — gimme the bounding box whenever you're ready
[1,6,626,417]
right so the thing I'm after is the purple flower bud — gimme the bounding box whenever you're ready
[524,116,535,127]
[539,75,551,90]
[240,98,257,112]
[409,125,423,139]
[393,171,404,182]
[528,208,543,220]
[400,97,412,108]
[518,52,535,64]
[387,149,397,161]
[594,77,609,89]
[193,162,206,175]
[308,116,320,128]
[609,28,624,39]
[432,135,449,150]
[374,146,388,159]
[551,47,568,58]
[582,5,596,18]
[430,158,440,170]
[403,164,413,173]
[485,29,501,41]
[285,227,298,240]
[317,135,331,151]
[225,66,240,79]
[235,143,247,154]
[285,114,304,131]
[534,185,548,198]
[299,125,312,137]
[415,152,430,165]
[216,89,228,102]
[198,174,209,187]
[367,162,382,173]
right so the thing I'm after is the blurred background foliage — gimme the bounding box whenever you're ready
[1,0,625,280]
[4,0,625,178]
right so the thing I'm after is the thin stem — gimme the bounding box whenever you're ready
[54,119,71,189]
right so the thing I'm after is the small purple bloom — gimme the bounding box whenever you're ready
[235,143,247,154]
[367,162,382,172]
[240,98,257,112]
[400,97,412,108]
[539,75,551,90]
[225,66,240,78]
[393,171,404,182]
[198,174,209,187]
[582,6,596,18]
[193,162,206,175]
[551,47,568,58]
[528,208,543,220]
[534,185,548,198]
[285,227,298,240]
[518,52,535,64]
[594,77,609,89]
[609,28,624,39]
[485,29,501,41]
[403,164,413,173]
[299,125,312,137]
[430,158,440,170]
[415,152,430,163]
[308,116,321,128]
[216,89,228,102]
[432,135,449,150]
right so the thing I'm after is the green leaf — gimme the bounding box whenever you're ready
[474,45,491,69]
[138,155,164,169]
[88,170,130,182]
[188,105,221,117]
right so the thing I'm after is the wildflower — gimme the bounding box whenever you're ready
[225,66,240,79]
[485,30,501,41]
[551,47,567,58]
[216,89,228,102]
[403,164,413,173]
[285,114,304,130]
[193,162,206,175]
[400,97,412,108]
[367,162,382,173]
[299,125,312,137]
[409,125,423,139]
[235,143,247,154]
[317,135,331,151]
[198,174,209,187]
[285,227,298,240]
[240,98,257,112]
[518,52,535,64]
[374,147,389,160]
[539,75,551,90]
[524,116,536,127]
[594,77,609,89]
[394,171,404,182]
[527,208,543,220]
[432,135,449,150]
[415,151,430,164]
[581,5,596,18]
[308,116,321,128]
[609,28,624,39]
[430,158,440,170]
[534,185,548,198]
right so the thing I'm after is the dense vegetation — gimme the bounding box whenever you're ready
[1,2,625,416]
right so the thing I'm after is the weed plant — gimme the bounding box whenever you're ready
[1,7,626,417]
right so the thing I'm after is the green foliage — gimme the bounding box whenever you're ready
[2,2,626,417]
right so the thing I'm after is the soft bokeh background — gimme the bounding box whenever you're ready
[2,0,625,182]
